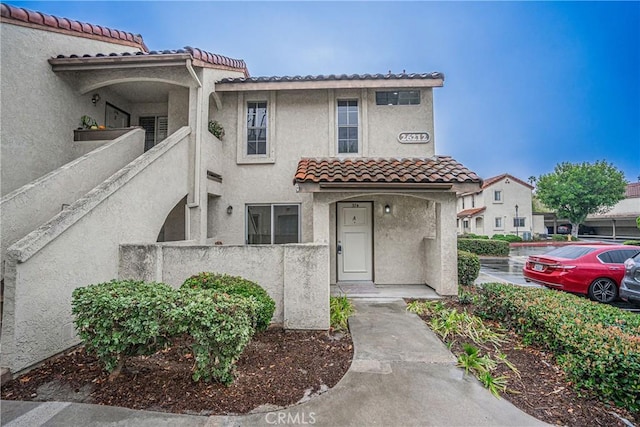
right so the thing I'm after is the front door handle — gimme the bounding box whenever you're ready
[337,241,342,255]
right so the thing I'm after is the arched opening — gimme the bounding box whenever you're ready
[157,195,188,242]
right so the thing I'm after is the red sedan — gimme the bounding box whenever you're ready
[523,244,640,303]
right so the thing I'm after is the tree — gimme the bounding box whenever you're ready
[536,161,627,238]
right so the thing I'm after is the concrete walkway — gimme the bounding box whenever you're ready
[1,294,547,427]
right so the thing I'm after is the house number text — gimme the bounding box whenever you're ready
[398,132,430,144]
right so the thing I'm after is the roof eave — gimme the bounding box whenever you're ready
[48,54,192,71]
[296,181,480,193]
[216,78,444,92]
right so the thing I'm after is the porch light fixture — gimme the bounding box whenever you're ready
[91,93,100,105]
[226,205,233,215]
[384,204,391,214]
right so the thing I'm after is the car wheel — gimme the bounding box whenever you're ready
[588,278,618,303]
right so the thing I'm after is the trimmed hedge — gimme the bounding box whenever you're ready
[623,240,640,246]
[457,238,509,256]
[72,279,258,384]
[475,283,640,412]
[458,250,480,286]
[458,233,489,240]
[491,234,523,243]
[182,272,275,332]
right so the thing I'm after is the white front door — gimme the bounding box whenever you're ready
[337,202,373,281]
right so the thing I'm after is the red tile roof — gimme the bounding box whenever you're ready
[219,72,444,84]
[482,173,534,190]
[1,3,148,52]
[294,156,482,185]
[627,182,640,198]
[457,207,486,218]
[53,47,249,76]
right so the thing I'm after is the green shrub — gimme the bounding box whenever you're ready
[458,233,489,239]
[476,283,640,412]
[622,240,640,246]
[458,250,480,286]
[72,280,178,373]
[551,234,567,241]
[491,234,523,243]
[182,272,275,331]
[174,288,257,383]
[330,295,355,331]
[72,279,258,385]
[457,238,509,256]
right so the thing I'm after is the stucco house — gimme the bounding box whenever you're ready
[0,3,481,376]
[456,173,546,238]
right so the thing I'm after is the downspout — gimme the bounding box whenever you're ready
[186,59,203,209]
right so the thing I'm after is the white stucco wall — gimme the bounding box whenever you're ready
[1,127,191,373]
[0,22,144,195]
[0,128,145,279]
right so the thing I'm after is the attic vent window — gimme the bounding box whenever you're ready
[376,90,420,105]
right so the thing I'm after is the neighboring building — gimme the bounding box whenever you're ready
[544,183,640,239]
[0,3,481,375]
[456,173,545,238]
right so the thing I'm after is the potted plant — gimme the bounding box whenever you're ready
[80,115,98,130]
[208,120,225,140]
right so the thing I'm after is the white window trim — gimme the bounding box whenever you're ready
[329,89,368,156]
[494,217,503,230]
[245,203,301,244]
[236,91,276,164]
[493,190,503,204]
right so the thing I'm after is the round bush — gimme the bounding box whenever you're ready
[182,272,275,331]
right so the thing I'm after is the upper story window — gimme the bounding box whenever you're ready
[375,90,420,105]
[246,101,267,155]
[513,217,525,227]
[471,195,475,208]
[337,100,358,154]
[494,190,502,202]
[139,115,168,152]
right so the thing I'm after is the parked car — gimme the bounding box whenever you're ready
[523,244,640,303]
[556,224,596,235]
[621,253,640,305]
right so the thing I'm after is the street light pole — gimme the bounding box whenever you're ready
[515,204,519,237]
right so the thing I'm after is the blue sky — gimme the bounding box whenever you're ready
[11,1,640,182]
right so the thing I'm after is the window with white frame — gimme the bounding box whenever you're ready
[471,195,475,208]
[513,217,525,227]
[337,100,358,154]
[246,204,300,244]
[463,219,470,229]
[375,90,420,105]
[495,217,503,228]
[493,190,502,202]
[246,101,267,155]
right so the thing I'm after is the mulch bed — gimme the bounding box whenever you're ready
[410,298,638,427]
[1,328,353,415]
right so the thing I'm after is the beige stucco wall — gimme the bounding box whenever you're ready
[0,22,144,195]
[208,87,437,247]
[1,128,191,373]
[0,128,145,279]
[118,242,330,329]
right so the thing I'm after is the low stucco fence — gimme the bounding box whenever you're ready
[119,243,330,330]
[0,128,145,281]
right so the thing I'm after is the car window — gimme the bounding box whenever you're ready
[598,249,640,264]
[597,251,612,263]
[544,246,596,259]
